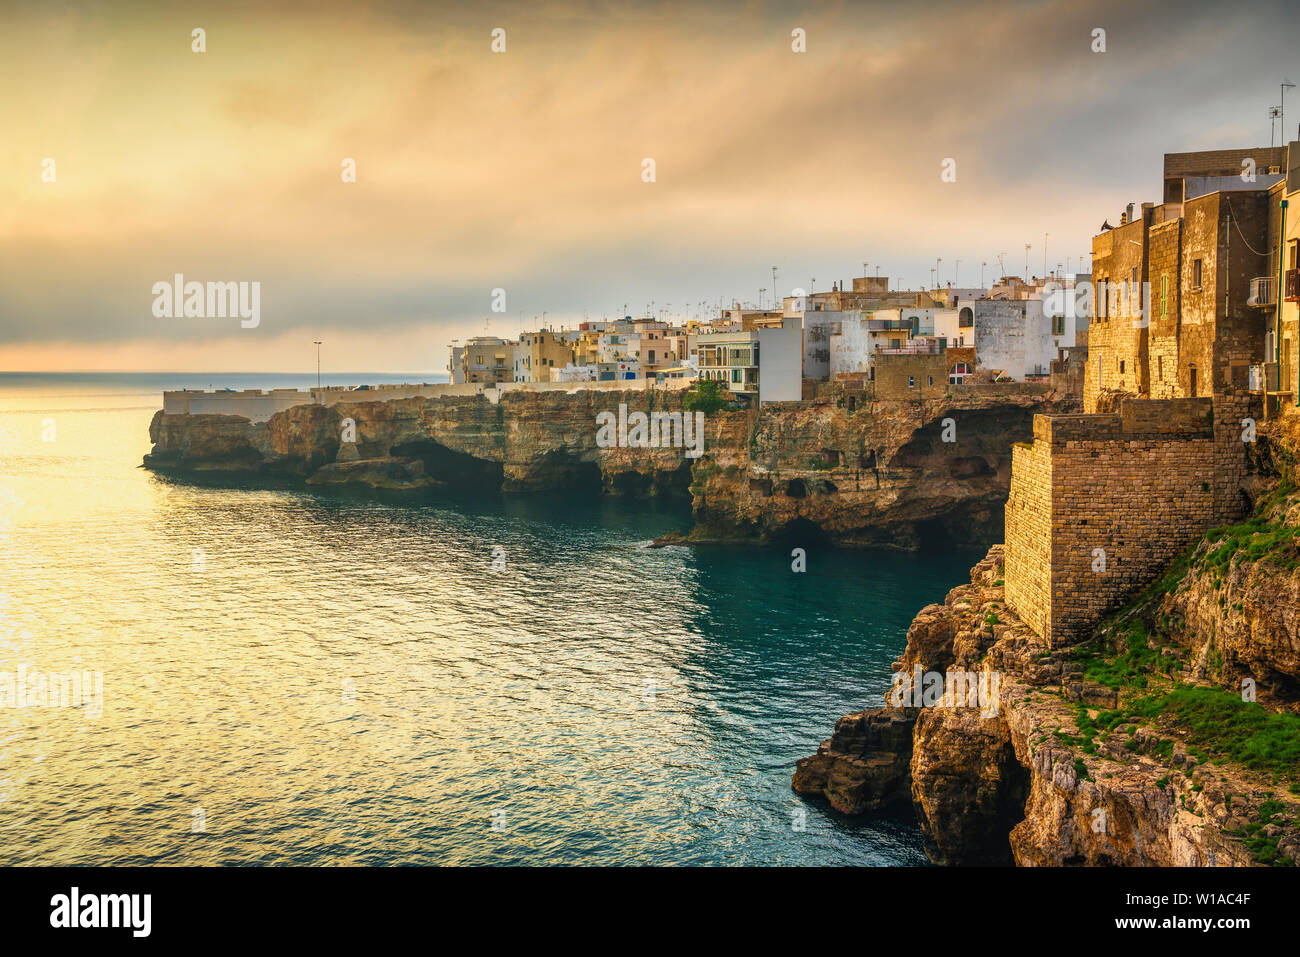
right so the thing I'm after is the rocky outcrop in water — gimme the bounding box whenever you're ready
[794,540,1300,866]
[145,384,1071,549]
[146,390,745,498]
[790,709,915,814]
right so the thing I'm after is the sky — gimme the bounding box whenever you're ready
[2,0,1298,374]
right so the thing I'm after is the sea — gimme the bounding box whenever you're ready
[0,372,983,865]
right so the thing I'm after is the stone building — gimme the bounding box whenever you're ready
[519,330,576,382]
[871,344,951,401]
[1086,146,1290,412]
[1087,205,1152,409]
[1266,141,1300,409]
[449,336,515,384]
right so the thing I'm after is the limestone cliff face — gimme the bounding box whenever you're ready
[1157,485,1300,712]
[145,387,1064,550]
[146,390,748,498]
[794,544,1300,866]
[689,390,1077,548]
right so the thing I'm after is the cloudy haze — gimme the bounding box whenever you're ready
[2,0,1297,372]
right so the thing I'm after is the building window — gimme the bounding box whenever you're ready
[1119,360,1125,374]
[1160,274,1168,316]
[908,376,915,387]
[928,375,934,386]
[1052,315,1065,335]
[1192,258,1203,289]
[1157,355,1163,380]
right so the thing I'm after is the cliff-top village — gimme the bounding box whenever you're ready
[140,133,1300,872]
[156,137,1300,654]
[17,0,1300,900]
[443,141,1298,413]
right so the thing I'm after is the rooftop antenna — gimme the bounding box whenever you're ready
[1024,244,1032,279]
[1283,79,1296,147]
[1270,105,1283,147]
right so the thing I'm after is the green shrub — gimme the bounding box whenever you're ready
[682,379,730,414]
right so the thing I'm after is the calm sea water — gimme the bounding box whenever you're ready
[0,373,981,866]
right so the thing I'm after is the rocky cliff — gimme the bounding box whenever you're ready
[146,390,748,497]
[794,412,1300,867]
[145,384,1072,548]
[794,542,1300,865]
[688,389,1076,548]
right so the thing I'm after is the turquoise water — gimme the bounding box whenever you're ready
[0,374,982,865]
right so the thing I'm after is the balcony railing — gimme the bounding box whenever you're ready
[1247,276,1276,307]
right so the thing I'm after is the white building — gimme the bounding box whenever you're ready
[964,299,1051,379]
[756,316,802,403]
[696,317,802,402]
[828,313,914,377]
[551,364,598,383]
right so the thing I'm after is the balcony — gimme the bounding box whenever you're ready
[876,338,946,355]
[1247,276,1275,307]
[1287,269,1299,302]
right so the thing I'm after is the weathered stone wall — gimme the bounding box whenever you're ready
[1004,395,1260,646]
[1147,218,1182,398]
[1087,213,1151,412]
[873,352,950,400]
[1004,429,1053,640]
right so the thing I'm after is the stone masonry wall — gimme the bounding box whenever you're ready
[1148,218,1182,398]
[873,352,951,400]
[1005,425,1054,640]
[1004,395,1259,646]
